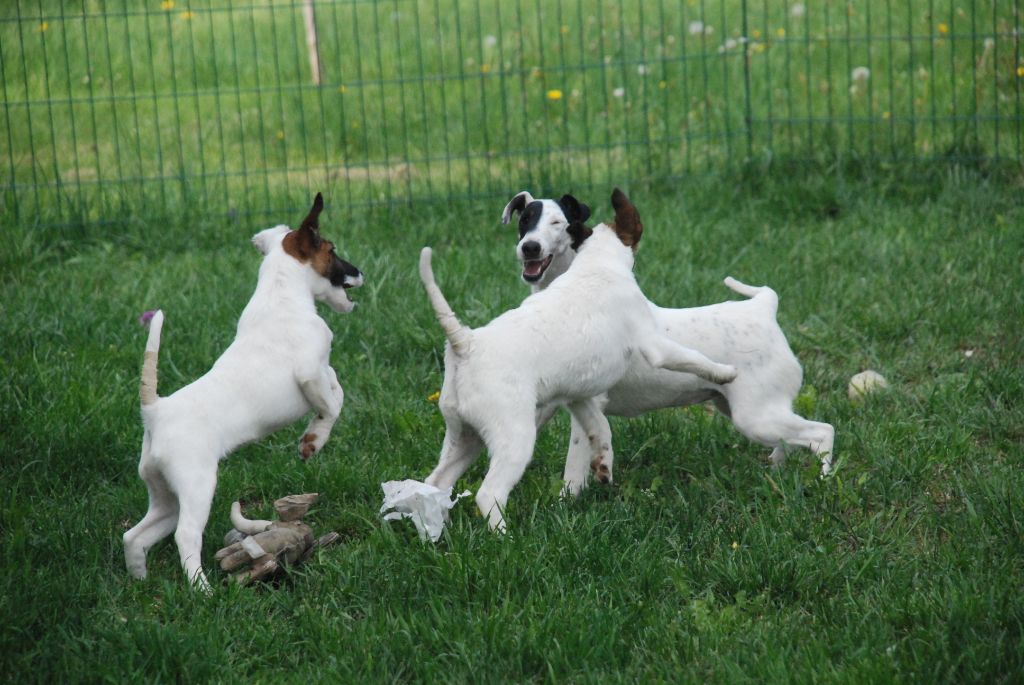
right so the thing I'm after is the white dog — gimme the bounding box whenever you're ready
[502,190,835,491]
[123,193,363,590]
[420,189,737,531]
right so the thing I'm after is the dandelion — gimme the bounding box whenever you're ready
[480,64,491,74]
[964,349,975,358]
[851,66,870,82]
[338,85,348,93]
[882,111,891,120]
[180,10,195,20]
[751,29,761,39]
[731,541,740,550]
[560,25,569,35]
[752,42,766,54]
[276,130,285,140]
[790,3,806,18]
[427,391,440,402]
[161,0,174,9]
[1017,65,1024,78]
[776,27,786,38]
[39,21,48,32]
[937,22,949,36]
[658,80,667,89]
[546,89,563,101]
[688,20,704,36]
[612,87,625,98]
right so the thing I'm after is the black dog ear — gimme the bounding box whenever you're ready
[299,192,324,234]
[501,191,534,225]
[558,194,591,224]
[567,222,593,250]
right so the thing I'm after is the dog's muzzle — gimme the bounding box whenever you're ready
[521,255,553,283]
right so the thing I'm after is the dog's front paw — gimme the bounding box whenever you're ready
[590,456,612,484]
[299,433,318,460]
[714,364,738,384]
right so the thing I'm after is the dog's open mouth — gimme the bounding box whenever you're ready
[521,255,553,283]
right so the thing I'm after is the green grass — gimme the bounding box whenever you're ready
[3,0,1022,224]
[2,167,1023,682]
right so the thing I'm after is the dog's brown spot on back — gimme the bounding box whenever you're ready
[609,187,643,250]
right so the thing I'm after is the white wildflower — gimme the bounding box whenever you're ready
[483,34,497,48]
[790,3,806,18]
[852,66,870,81]
[688,20,704,36]
[612,87,625,98]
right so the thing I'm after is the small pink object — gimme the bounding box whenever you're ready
[138,310,157,327]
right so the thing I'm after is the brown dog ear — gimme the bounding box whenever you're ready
[610,188,643,249]
[299,192,324,234]
[284,193,325,261]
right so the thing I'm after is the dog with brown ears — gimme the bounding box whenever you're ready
[419,189,737,531]
[123,193,363,590]
[501,189,835,489]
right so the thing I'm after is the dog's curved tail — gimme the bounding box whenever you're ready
[723,277,778,316]
[419,247,473,357]
[140,310,164,406]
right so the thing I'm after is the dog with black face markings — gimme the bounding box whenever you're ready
[123,193,363,591]
[501,190,835,492]
[419,189,737,531]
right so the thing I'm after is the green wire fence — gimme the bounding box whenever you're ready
[2,0,1022,225]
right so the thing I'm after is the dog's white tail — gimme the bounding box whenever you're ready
[723,276,778,315]
[419,247,473,357]
[139,310,164,406]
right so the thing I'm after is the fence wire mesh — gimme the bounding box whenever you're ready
[2,1,1022,225]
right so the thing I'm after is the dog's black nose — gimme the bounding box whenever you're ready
[521,241,541,259]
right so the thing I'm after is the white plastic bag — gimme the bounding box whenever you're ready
[379,479,471,542]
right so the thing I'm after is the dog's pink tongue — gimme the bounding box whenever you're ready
[523,260,543,278]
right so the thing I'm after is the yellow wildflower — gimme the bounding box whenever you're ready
[39,21,48,32]
[658,80,667,89]
[731,541,739,550]
[937,22,949,35]
[161,0,174,9]
[427,391,440,403]
[751,29,761,39]
[338,85,348,93]
[882,111,891,120]
[547,89,563,101]
[560,25,569,35]
[180,10,195,20]
[776,27,785,38]
[480,64,491,74]
[276,130,284,140]
[1017,65,1024,78]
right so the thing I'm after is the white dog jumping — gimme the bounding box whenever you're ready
[502,190,835,490]
[123,193,363,590]
[420,189,737,531]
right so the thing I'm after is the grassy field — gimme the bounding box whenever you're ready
[2,166,1023,682]
[3,0,1021,222]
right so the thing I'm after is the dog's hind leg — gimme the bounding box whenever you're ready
[123,459,179,580]
[565,399,614,495]
[297,366,345,460]
[476,417,538,532]
[640,337,737,385]
[425,418,484,491]
[166,462,218,592]
[730,401,835,476]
